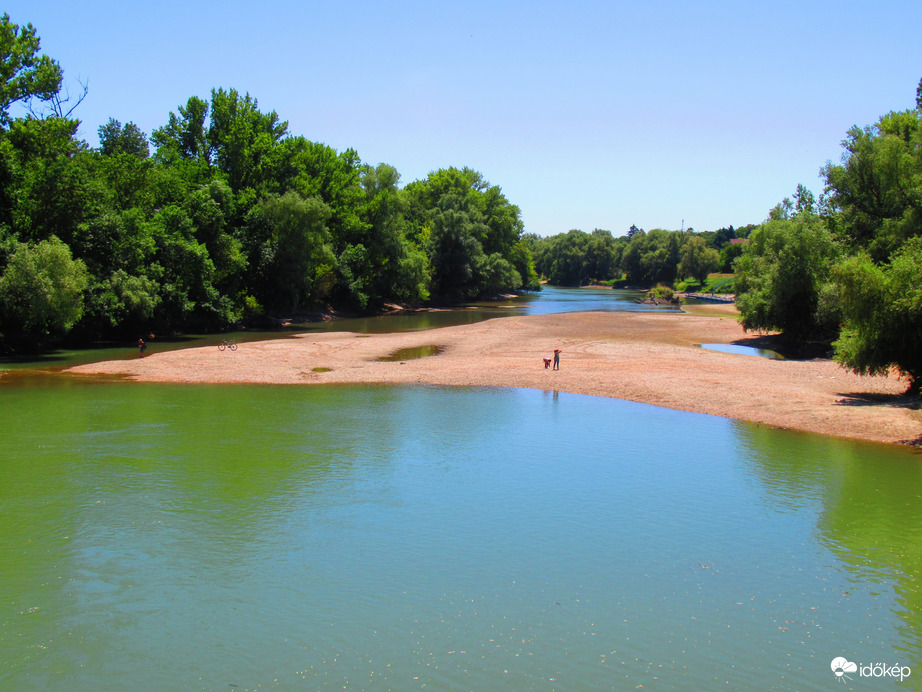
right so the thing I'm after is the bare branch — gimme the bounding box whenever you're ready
[25,74,88,120]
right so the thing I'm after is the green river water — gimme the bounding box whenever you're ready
[1,289,921,691]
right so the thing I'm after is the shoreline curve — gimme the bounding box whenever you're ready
[67,310,921,447]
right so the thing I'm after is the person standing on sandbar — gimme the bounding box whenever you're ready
[553,349,561,370]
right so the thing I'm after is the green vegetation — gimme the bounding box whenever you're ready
[527,224,743,288]
[675,274,735,294]
[529,79,922,393]
[734,79,922,392]
[0,14,537,348]
[2,14,919,393]
[735,213,842,341]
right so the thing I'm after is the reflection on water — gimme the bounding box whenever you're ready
[1,383,921,690]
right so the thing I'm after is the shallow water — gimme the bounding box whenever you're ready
[1,381,920,691]
[700,343,785,359]
[375,344,446,361]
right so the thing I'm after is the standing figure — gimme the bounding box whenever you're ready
[138,338,147,358]
[553,349,561,370]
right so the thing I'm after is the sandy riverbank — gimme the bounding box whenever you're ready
[68,306,922,446]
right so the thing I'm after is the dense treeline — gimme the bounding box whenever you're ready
[0,14,539,348]
[527,223,752,287]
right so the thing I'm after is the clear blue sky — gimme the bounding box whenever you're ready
[7,0,922,237]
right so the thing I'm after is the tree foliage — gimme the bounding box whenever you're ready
[0,235,87,338]
[817,81,922,388]
[734,213,841,340]
[677,236,720,284]
[0,14,62,126]
[0,17,540,346]
[832,238,922,393]
[530,229,623,286]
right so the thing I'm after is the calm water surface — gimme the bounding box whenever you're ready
[2,288,921,690]
[700,343,786,360]
[1,380,921,691]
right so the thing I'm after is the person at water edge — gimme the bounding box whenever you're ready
[138,338,146,357]
[553,349,561,370]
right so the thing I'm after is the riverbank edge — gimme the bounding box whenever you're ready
[67,309,921,447]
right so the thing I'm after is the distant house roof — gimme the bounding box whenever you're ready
[729,238,749,245]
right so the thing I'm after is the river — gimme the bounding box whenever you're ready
[1,288,920,690]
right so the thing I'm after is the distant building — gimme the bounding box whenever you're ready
[729,238,749,245]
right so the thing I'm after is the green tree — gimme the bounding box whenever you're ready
[405,167,531,298]
[822,98,921,261]
[98,119,150,158]
[832,238,922,394]
[677,235,720,284]
[734,213,841,341]
[0,13,62,126]
[353,162,429,308]
[0,235,87,339]
[820,79,922,389]
[90,268,161,333]
[719,241,746,273]
[208,87,287,194]
[248,191,333,312]
[620,228,682,284]
[427,206,486,299]
[476,252,521,296]
[531,229,619,286]
[0,117,100,246]
[184,179,245,290]
[151,95,212,165]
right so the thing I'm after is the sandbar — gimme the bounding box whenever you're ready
[68,307,921,446]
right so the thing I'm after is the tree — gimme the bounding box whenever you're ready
[620,228,681,284]
[0,235,87,339]
[270,137,365,254]
[151,95,211,164]
[710,226,736,249]
[1,117,99,246]
[734,213,841,341]
[677,235,720,284]
[530,229,621,286]
[476,252,521,296]
[208,87,287,194]
[353,162,429,308]
[822,97,921,261]
[0,14,62,126]
[427,206,486,299]
[819,79,922,389]
[832,238,922,394]
[719,241,746,273]
[98,119,149,158]
[405,167,531,298]
[793,184,816,216]
[248,191,333,312]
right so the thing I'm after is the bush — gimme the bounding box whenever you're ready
[0,236,88,340]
